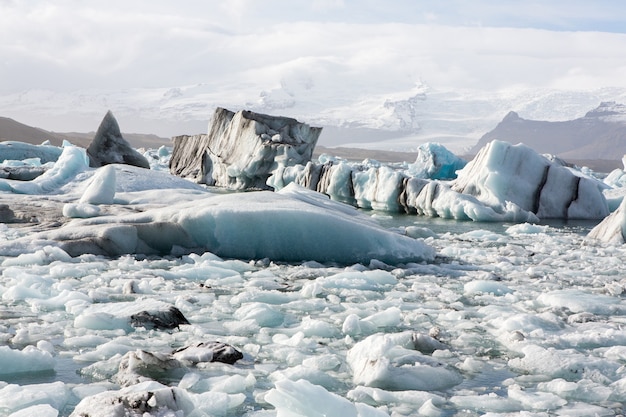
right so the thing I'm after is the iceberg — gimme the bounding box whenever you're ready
[408,142,467,180]
[0,140,62,165]
[452,140,609,219]
[0,137,433,264]
[265,378,388,417]
[0,183,434,264]
[271,140,608,221]
[587,196,626,243]
[170,107,321,189]
[86,111,151,169]
[347,332,462,391]
[70,381,195,417]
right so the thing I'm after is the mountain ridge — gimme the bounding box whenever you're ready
[0,116,170,149]
[470,102,626,160]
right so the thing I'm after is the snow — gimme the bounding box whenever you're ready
[1,140,626,416]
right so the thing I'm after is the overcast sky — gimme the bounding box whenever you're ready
[2,0,626,135]
[2,0,626,92]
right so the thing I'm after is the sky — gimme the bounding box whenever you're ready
[1,0,626,139]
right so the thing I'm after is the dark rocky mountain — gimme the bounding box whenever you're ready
[470,102,626,161]
[0,116,170,149]
[0,116,61,145]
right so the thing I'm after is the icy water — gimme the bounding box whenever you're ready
[1,212,626,416]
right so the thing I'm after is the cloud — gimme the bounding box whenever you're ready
[2,2,625,93]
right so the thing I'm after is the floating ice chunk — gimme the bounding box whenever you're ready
[70,381,194,417]
[361,307,402,328]
[347,386,445,410]
[537,289,623,315]
[297,316,340,338]
[343,313,366,337]
[347,332,461,391]
[464,280,512,296]
[302,354,342,372]
[8,403,59,417]
[319,270,397,291]
[172,341,243,365]
[507,384,567,411]
[538,378,612,403]
[408,142,467,180]
[62,203,101,218]
[404,226,438,239]
[1,245,72,267]
[234,302,284,327]
[0,382,68,416]
[352,165,406,211]
[269,364,343,391]
[265,378,388,417]
[0,345,56,375]
[79,164,116,205]
[116,349,181,387]
[412,333,449,355]
[192,373,255,395]
[505,222,550,234]
[587,195,626,243]
[0,141,62,164]
[507,344,615,380]
[74,300,186,332]
[170,107,321,189]
[449,393,522,413]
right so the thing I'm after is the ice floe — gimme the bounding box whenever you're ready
[0,133,626,416]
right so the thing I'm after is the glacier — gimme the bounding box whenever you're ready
[0,136,626,416]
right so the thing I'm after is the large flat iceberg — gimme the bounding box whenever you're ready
[0,173,434,264]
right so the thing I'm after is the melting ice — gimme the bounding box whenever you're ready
[0,139,626,417]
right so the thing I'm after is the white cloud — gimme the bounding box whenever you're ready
[2,1,626,93]
[2,0,626,138]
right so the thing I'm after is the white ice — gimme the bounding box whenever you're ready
[270,140,611,222]
[0,140,626,416]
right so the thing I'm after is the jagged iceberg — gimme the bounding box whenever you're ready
[270,140,609,222]
[452,140,610,220]
[87,111,151,169]
[408,142,467,180]
[587,196,626,243]
[170,107,321,189]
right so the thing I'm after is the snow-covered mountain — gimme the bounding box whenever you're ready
[2,85,626,156]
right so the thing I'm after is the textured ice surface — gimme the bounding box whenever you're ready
[1,141,626,416]
[1,216,625,416]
